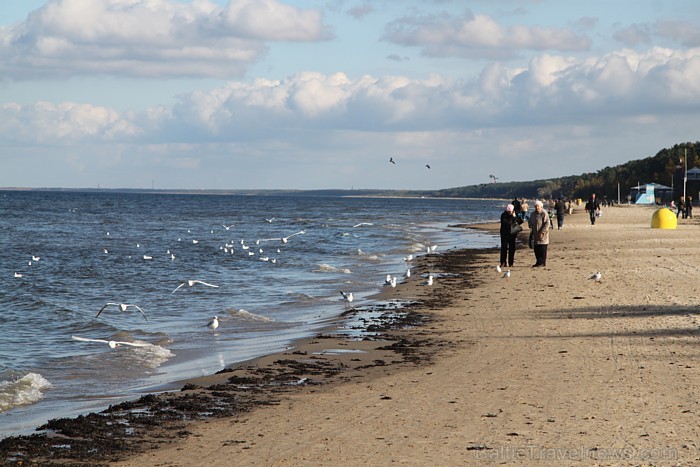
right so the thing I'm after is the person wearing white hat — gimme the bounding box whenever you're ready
[499,203,523,268]
[528,200,550,267]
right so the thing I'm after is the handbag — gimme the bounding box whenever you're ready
[510,224,523,236]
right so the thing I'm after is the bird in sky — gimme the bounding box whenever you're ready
[96,303,149,322]
[172,279,219,294]
[426,164,431,169]
[222,224,233,230]
[389,157,395,164]
[71,335,151,349]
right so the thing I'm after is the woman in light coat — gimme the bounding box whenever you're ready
[528,200,550,267]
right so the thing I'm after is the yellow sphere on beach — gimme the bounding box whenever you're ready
[651,208,677,229]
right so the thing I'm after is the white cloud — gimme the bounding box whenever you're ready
[3,45,700,146]
[0,0,330,79]
[382,10,591,59]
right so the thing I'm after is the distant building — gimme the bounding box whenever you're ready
[630,183,673,204]
[687,167,700,181]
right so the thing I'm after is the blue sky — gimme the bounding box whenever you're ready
[2,0,700,190]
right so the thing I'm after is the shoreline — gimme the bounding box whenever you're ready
[0,238,478,464]
[4,204,700,465]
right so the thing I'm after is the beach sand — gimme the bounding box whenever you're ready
[3,205,700,465]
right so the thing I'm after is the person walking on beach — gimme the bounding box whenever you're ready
[500,203,523,268]
[554,198,566,229]
[686,196,693,219]
[585,194,601,225]
[528,200,550,267]
[520,199,529,221]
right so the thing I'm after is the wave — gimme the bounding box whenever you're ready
[227,308,274,322]
[0,372,52,413]
[314,264,352,274]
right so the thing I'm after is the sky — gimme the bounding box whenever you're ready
[2,0,700,191]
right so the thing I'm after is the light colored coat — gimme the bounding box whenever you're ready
[529,209,550,245]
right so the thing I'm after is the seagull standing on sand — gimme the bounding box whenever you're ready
[502,269,511,279]
[590,271,602,282]
[404,268,411,278]
[171,280,219,294]
[96,303,149,322]
[340,291,354,303]
[424,275,434,286]
[207,316,219,331]
[71,335,151,349]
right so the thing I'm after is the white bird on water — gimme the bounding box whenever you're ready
[96,303,149,322]
[340,291,354,303]
[14,272,22,278]
[172,280,219,294]
[71,335,151,349]
[590,271,602,282]
[207,316,219,331]
[32,255,40,262]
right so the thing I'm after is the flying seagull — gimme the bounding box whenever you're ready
[425,164,431,169]
[281,230,305,243]
[95,303,149,322]
[71,335,151,349]
[172,280,220,294]
[389,157,396,164]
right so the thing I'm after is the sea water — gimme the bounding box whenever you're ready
[0,191,502,436]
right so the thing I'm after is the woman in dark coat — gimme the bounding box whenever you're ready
[500,204,523,268]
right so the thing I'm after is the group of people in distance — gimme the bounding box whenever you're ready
[672,196,694,219]
[500,195,598,269]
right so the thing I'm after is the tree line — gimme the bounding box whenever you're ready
[427,142,700,201]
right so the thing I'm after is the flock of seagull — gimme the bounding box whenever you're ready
[11,220,314,351]
[13,216,444,352]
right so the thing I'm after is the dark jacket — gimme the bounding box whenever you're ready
[500,211,522,237]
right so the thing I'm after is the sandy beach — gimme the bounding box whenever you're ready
[3,204,699,465]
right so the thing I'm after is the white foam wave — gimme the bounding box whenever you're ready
[0,372,52,412]
[314,264,352,274]
[132,345,174,369]
[230,308,274,322]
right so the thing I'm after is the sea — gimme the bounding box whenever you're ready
[0,190,502,437]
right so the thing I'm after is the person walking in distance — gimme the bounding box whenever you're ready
[528,200,550,267]
[554,198,566,229]
[585,193,601,225]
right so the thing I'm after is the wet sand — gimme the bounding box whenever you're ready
[3,205,700,465]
